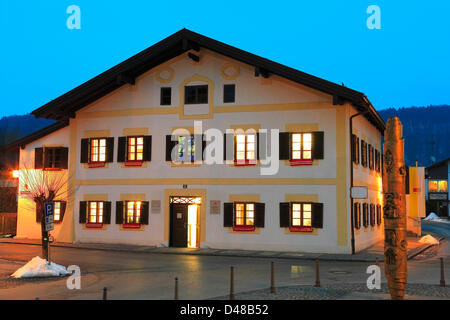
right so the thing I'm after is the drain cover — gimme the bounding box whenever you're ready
[328,270,351,274]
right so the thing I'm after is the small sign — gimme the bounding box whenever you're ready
[210,200,221,214]
[151,200,161,214]
[44,202,54,231]
[351,186,368,199]
[177,213,183,219]
[429,193,448,200]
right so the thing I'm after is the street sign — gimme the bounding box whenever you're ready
[44,202,54,232]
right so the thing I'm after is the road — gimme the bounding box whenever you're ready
[0,234,448,300]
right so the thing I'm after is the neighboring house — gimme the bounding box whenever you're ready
[425,158,450,217]
[12,29,385,254]
[405,166,426,236]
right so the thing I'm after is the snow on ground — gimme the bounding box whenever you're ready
[418,235,440,245]
[11,256,68,278]
[423,212,450,223]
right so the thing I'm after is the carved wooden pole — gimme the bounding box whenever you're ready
[383,117,408,300]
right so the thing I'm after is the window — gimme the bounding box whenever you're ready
[88,201,103,224]
[90,138,107,163]
[35,147,68,170]
[291,133,312,162]
[44,148,62,169]
[177,136,195,162]
[126,201,141,224]
[234,203,254,226]
[354,202,361,229]
[160,87,171,105]
[363,203,369,227]
[376,204,382,225]
[291,203,312,227]
[370,204,375,226]
[54,202,62,222]
[235,134,256,164]
[429,180,448,192]
[127,137,144,161]
[185,85,208,104]
[361,140,368,167]
[369,145,373,169]
[223,84,235,103]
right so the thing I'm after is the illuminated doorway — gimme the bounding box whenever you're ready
[169,197,201,248]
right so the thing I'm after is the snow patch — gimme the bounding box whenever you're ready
[423,213,450,223]
[418,235,440,245]
[11,256,69,278]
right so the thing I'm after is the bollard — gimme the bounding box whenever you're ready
[270,262,276,294]
[229,266,235,300]
[174,277,179,300]
[103,287,107,300]
[314,258,321,287]
[440,258,446,287]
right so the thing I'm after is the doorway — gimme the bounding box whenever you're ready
[169,197,201,248]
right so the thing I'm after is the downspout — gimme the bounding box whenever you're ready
[349,109,369,254]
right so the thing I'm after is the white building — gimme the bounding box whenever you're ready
[14,29,385,254]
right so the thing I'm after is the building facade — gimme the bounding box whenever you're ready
[14,29,385,254]
[425,159,449,217]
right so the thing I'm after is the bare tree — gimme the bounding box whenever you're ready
[18,167,70,259]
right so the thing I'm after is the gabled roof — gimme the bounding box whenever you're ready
[31,28,385,132]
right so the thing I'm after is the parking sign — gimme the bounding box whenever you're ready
[44,202,54,232]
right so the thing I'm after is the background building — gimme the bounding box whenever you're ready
[425,158,450,217]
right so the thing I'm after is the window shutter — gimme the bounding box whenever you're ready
[35,148,43,169]
[377,204,382,225]
[351,134,357,163]
[405,165,410,195]
[353,202,359,229]
[358,203,361,229]
[312,132,324,160]
[117,137,127,162]
[79,201,87,224]
[279,202,291,228]
[60,147,69,169]
[363,203,368,227]
[36,203,42,223]
[103,202,111,224]
[311,203,324,228]
[116,201,124,224]
[279,132,291,160]
[106,137,114,163]
[256,132,260,161]
[141,201,149,225]
[80,139,90,163]
[254,202,265,228]
[201,134,207,161]
[194,134,203,162]
[166,135,177,161]
[370,204,375,226]
[223,202,234,227]
[143,136,152,162]
[60,201,67,222]
[224,133,234,161]
[356,137,360,164]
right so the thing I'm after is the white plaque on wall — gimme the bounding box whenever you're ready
[151,200,161,213]
[210,200,221,214]
[351,186,368,199]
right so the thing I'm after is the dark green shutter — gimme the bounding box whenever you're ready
[103,202,111,224]
[60,201,67,222]
[60,148,69,169]
[356,137,360,164]
[79,201,87,224]
[201,134,207,161]
[224,133,234,161]
[106,137,114,163]
[279,132,290,160]
[279,202,291,227]
[351,134,357,163]
[312,131,324,159]
[166,135,177,161]
[141,201,149,225]
[116,201,124,224]
[254,203,265,227]
[223,202,234,227]
[117,137,127,162]
[311,203,324,228]
[143,136,152,162]
[80,139,90,163]
[353,202,359,229]
[35,147,43,169]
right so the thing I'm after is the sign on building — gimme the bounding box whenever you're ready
[210,200,221,214]
[351,186,368,199]
[44,202,54,232]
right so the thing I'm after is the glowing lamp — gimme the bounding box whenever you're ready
[12,170,19,179]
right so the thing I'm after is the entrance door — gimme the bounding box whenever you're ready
[170,203,188,247]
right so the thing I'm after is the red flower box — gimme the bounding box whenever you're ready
[290,159,313,166]
[289,226,313,232]
[85,223,103,228]
[233,225,256,232]
[88,162,106,168]
[122,223,141,229]
[124,160,143,167]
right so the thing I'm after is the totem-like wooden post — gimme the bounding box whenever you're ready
[383,117,408,300]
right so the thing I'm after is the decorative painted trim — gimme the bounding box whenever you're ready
[156,67,175,84]
[83,130,110,138]
[120,193,146,201]
[221,63,240,80]
[228,194,261,202]
[83,194,109,201]
[122,128,149,136]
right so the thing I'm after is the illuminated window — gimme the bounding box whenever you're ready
[54,202,61,222]
[177,136,195,162]
[88,201,103,223]
[90,138,107,163]
[429,180,448,192]
[234,203,254,226]
[126,201,141,224]
[127,137,144,161]
[291,203,312,227]
[291,133,312,161]
[235,134,256,163]
[44,148,64,169]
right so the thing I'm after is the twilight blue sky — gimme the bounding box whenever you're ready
[0,1,449,117]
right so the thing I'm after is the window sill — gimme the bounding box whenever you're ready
[122,223,141,229]
[289,159,313,166]
[289,226,313,233]
[233,161,257,167]
[43,168,63,171]
[85,223,104,229]
[88,162,106,168]
[124,161,144,167]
